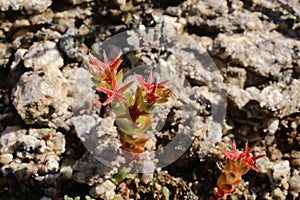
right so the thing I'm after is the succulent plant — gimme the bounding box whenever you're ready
[213,140,266,199]
[86,51,172,158]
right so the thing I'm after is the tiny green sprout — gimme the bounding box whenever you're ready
[64,195,95,200]
[213,140,266,199]
[162,186,170,200]
[111,168,136,184]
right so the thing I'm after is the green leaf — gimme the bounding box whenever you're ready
[162,186,170,200]
[116,70,124,85]
[64,195,72,200]
[64,195,81,200]
[111,101,128,116]
[111,168,132,183]
[85,195,95,200]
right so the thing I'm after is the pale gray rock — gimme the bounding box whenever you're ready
[42,154,60,173]
[52,7,92,33]
[225,69,300,118]
[0,126,27,154]
[10,48,27,70]
[62,66,94,115]
[181,0,228,19]
[29,9,54,25]
[59,29,87,61]
[187,9,275,34]
[15,135,40,159]
[213,31,299,79]
[0,0,24,11]
[72,152,116,185]
[72,115,97,140]
[271,160,291,187]
[271,187,286,200]
[227,85,252,109]
[34,28,62,42]
[0,127,65,179]
[60,166,73,180]
[0,42,10,67]
[13,162,38,181]
[23,41,64,71]
[12,69,70,128]
[90,180,116,200]
[13,63,95,128]
[0,0,51,14]
[263,118,279,135]
[257,80,300,118]
[22,0,52,14]
[72,115,125,171]
[28,128,66,155]
[289,172,300,198]
[0,154,13,165]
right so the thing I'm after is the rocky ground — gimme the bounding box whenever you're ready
[0,0,300,199]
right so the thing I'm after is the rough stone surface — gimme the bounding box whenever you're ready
[271,160,291,187]
[12,69,70,128]
[0,43,11,67]
[0,0,52,14]
[182,0,228,19]
[23,41,64,70]
[90,180,116,200]
[0,126,65,180]
[289,172,300,198]
[72,152,116,185]
[212,31,299,79]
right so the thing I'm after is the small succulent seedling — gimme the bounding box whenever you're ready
[213,140,266,199]
[86,51,172,158]
[111,168,140,198]
[64,195,95,200]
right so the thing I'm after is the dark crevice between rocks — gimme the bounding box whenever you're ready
[275,115,300,154]
[0,10,23,23]
[1,111,25,130]
[0,67,10,89]
[59,181,91,199]
[244,171,270,198]
[92,11,124,26]
[210,57,271,89]
[163,151,219,198]
[292,47,300,79]
[91,0,156,28]
[0,166,92,199]
[226,98,270,140]
[151,0,185,9]
[155,106,178,149]
[185,23,221,39]
[0,175,43,200]
[242,0,282,19]
[63,127,87,160]
[50,0,73,12]
[244,70,271,89]
[291,68,300,79]
[226,0,234,14]
[0,73,26,128]
[5,24,52,44]
[52,128,90,199]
